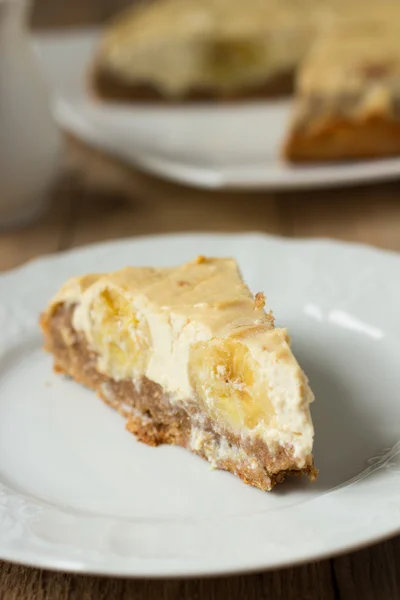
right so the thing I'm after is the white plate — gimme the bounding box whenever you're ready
[1,232,400,577]
[33,29,400,190]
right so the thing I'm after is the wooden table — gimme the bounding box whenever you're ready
[1,2,399,598]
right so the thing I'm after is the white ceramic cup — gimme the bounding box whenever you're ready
[0,0,61,229]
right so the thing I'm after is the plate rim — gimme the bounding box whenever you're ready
[1,525,399,579]
[1,231,400,577]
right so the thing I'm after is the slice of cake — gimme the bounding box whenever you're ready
[90,0,320,102]
[40,257,316,491]
[284,16,400,162]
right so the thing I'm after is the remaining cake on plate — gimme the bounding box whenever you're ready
[90,0,400,162]
[40,257,316,491]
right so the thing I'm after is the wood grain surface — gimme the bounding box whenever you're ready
[0,1,399,597]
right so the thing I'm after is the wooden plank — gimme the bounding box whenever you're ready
[281,184,400,251]
[333,539,400,600]
[64,136,284,248]
[0,561,336,600]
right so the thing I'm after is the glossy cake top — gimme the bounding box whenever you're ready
[49,257,274,334]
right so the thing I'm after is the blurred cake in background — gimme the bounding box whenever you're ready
[284,16,400,161]
[90,0,400,162]
[90,0,325,101]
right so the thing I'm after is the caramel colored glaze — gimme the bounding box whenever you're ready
[40,304,317,492]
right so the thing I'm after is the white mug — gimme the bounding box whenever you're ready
[0,0,61,229]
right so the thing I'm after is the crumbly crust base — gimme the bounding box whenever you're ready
[40,304,317,491]
[284,113,400,162]
[89,65,294,103]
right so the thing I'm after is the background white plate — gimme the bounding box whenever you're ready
[34,29,400,190]
[0,232,400,577]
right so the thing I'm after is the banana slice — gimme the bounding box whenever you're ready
[89,288,151,380]
[189,338,274,431]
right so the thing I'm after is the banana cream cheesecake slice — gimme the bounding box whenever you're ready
[40,257,316,491]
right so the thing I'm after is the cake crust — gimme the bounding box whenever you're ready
[90,65,295,103]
